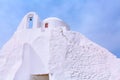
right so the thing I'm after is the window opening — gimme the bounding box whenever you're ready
[28,17,33,28]
[45,23,48,28]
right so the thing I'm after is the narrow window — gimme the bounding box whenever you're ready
[45,23,48,28]
[28,17,33,28]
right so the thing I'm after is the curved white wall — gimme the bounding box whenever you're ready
[42,17,70,31]
[14,44,46,80]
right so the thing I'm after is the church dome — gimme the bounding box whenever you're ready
[42,17,70,30]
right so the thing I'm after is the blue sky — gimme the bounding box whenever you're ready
[0,0,120,57]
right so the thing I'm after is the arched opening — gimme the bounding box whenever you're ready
[28,17,33,28]
[45,23,48,28]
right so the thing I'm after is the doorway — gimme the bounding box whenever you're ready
[31,74,49,80]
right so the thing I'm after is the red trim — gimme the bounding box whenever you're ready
[45,23,48,28]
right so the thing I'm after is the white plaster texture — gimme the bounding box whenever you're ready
[49,27,120,80]
[0,12,50,80]
[0,12,120,80]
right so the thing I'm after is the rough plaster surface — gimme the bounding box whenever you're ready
[49,27,120,80]
[0,12,120,80]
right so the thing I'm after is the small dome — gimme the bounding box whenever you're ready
[43,17,62,22]
[42,17,70,30]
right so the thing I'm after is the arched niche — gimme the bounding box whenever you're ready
[17,12,41,30]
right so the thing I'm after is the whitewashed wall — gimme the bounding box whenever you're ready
[49,27,120,80]
[0,12,120,80]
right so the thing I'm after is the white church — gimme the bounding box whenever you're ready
[0,12,120,80]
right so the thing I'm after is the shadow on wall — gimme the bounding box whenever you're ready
[14,44,47,80]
